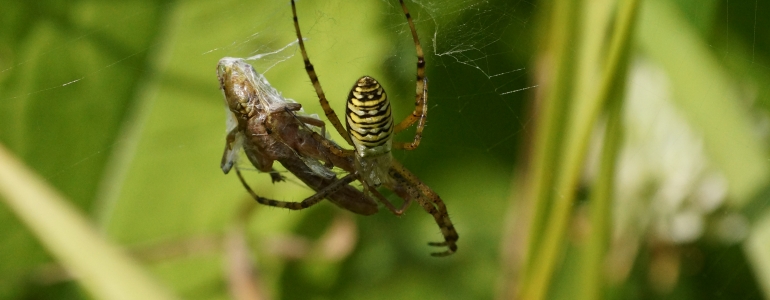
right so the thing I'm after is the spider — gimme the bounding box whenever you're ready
[218,57,379,216]
[289,0,458,256]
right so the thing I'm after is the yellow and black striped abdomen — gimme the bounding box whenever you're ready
[346,76,394,157]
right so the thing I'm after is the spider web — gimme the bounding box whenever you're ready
[0,0,536,177]
[1,0,769,298]
[0,0,535,246]
[2,0,767,192]
[143,0,540,197]
[206,0,537,205]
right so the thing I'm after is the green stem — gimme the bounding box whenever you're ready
[0,144,177,300]
[518,0,580,294]
[577,65,628,300]
[521,0,641,298]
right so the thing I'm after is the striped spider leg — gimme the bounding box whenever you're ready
[291,0,457,256]
[218,58,378,215]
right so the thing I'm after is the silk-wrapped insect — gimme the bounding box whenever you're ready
[218,58,378,215]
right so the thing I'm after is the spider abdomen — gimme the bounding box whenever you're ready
[346,76,394,157]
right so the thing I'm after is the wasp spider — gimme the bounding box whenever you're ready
[291,0,458,256]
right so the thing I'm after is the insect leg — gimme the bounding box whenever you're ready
[236,168,356,210]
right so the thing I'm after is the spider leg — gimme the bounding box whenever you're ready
[236,168,356,210]
[285,107,355,162]
[293,113,342,158]
[393,78,427,151]
[292,114,341,168]
[412,192,458,257]
[389,162,458,256]
[291,0,353,146]
[293,115,325,129]
[365,185,412,216]
[393,0,428,152]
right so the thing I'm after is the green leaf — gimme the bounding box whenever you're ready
[638,0,769,204]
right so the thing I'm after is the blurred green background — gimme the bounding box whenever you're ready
[0,0,769,299]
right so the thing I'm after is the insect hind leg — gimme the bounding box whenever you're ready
[236,168,356,210]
